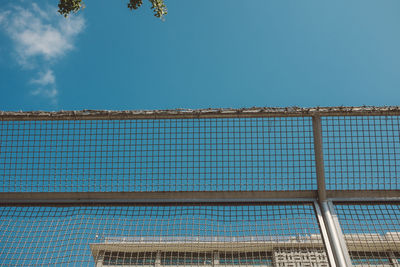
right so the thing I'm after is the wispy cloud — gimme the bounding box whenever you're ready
[30,70,58,104]
[0,2,85,104]
[30,69,56,86]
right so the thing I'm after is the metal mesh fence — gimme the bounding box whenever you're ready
[0,204,329,266]
[1,107,400,266]
[333,203,400,266]
[0,118,315,193]
[322,116,400,190]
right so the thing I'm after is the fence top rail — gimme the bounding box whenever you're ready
[1,106,400,121]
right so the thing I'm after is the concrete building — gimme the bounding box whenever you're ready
[90,233,400,266]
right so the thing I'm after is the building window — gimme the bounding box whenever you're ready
[103,252,157,266]
[219,252,273,266]
[161,252,213,265]
[350,252,393,266]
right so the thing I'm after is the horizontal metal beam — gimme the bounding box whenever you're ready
[1,106,400,121]
[1,190,399,205]
[327,190,400,200]
[0,191,318,205]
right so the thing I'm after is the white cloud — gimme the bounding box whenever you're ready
[1,3,85,66]
[0,2,85,103]
[30,70,58,104]
[0,10,10,24]
[30,69,55,86]
[31,85,58,103]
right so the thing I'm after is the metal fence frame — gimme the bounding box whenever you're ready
[1,106,400,267]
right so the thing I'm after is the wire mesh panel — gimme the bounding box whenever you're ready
[333,203,400,266]
[322,116,400,190]
[0,118,315,192]
[0,204,330,266]
[2,108,400,267]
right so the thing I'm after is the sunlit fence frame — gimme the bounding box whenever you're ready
[1,106,400,267]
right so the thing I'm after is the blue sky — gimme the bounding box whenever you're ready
[0,0,400,111]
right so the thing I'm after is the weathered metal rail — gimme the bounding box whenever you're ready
[1,106,400,120]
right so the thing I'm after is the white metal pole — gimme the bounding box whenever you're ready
[327,201,353,266]
[320,201,352,267]
[314,201,337,267]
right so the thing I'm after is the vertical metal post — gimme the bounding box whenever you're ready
[321,201,353,267]
[312,115,326,202]
[327,202,353,266]
[314,201,337,267]
[312,115,351,267]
